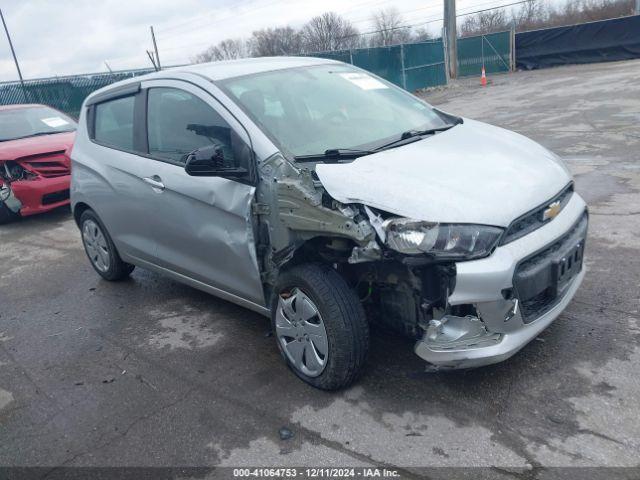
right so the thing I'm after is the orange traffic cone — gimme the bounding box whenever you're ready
[480,66,487,86]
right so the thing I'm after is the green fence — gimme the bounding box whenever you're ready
[457,31,512,77]
[0,35,511,120]
[309,39,447,91]
[0,68,155,118]
[403,41,447,91]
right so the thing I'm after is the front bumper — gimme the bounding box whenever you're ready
[6,175,71,216]
[415,192,588,369]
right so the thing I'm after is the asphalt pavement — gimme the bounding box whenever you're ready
[1,59,639,477]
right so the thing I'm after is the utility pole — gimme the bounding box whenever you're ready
[146,50,158,71]
[443,0,457,79]
[150,26,161,70]
[0,8,27,102]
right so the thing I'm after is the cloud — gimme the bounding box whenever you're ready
[0,0,550,81]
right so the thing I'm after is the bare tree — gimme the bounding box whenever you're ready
[510,0,634,33]
[193,38,246,63]
[460,8,509,36]
[511,0,546,31]
[412,27,433,43]
[188,0,636,61]
[369,7,412,47]
[248,26,303,57]
[301,12,360,52]
[542,0,634,27]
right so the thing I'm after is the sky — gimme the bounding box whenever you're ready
[0,0,557,82]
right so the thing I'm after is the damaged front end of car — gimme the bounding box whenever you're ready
[0,154,72,223]
[253,153,499,368]
[0,161,33,222]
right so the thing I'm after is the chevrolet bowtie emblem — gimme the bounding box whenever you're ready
[542,201,561,221]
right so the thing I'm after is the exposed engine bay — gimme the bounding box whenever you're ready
[252,153,475,343]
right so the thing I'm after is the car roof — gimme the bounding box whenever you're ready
[84,56,342,104]
[170,56,339,81]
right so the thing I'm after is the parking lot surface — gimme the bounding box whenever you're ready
[1,59,639,474]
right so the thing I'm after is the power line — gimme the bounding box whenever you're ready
[157,0,260,35]
[458,0,530,18]
[160,5,442,52]
[158,0,402,41]
[338,1,516,29]
[348,3,443,24]
[340,0,530,38]
[162,0,530,57]
[157,0,293,40]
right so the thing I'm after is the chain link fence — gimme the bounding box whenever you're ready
[0,33,515,120]
[308,39,448,91]
[0,68,155,118]
[457,31,513,77]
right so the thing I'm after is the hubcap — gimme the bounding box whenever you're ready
[82,219,110,273]
[275,288,328,377]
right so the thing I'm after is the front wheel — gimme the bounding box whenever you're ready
[0,201,19,225]
[271,263,369,390]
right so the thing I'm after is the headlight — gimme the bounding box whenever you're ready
[383,218,503,260]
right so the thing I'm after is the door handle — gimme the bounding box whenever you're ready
[142,176,165,192]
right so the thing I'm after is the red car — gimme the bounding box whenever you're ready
[0,104,76,224]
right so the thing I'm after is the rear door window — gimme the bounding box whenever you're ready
[94,96,135,150]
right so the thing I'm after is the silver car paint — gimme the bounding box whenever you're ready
[315,118,572,227]
[137,79,264,306]
[413,193,587,368]
[72,69,286,313]
[72,134,160,264]
[71,57,586,368]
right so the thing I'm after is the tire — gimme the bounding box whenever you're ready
[79,209,135,281]
[0,202,19,225]
[271,263,369,390]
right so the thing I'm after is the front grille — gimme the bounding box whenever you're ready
[513,211,588,322]
[520,288,558,321]
[502,183,574,245]
[42,189,70,205]
[19,151,71,178]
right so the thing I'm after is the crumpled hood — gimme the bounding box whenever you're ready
[315,119,571,227]
[0,131,75,161]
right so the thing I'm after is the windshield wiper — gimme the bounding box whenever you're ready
[294,148,377,163]
[374,123,460,152]
[3,131,70,142]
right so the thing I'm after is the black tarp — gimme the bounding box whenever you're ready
[516,15,640,70]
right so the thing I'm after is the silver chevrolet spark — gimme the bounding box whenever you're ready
[71,57,587,390]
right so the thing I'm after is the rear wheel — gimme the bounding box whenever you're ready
[271,263,369,390]
[80,209,134,281]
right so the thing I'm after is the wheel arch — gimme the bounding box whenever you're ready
[72,201,92,228]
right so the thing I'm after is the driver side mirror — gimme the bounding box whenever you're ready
[184,144,247,178]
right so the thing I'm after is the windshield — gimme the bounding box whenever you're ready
[221,64,450,158]
[0,106,77,142]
